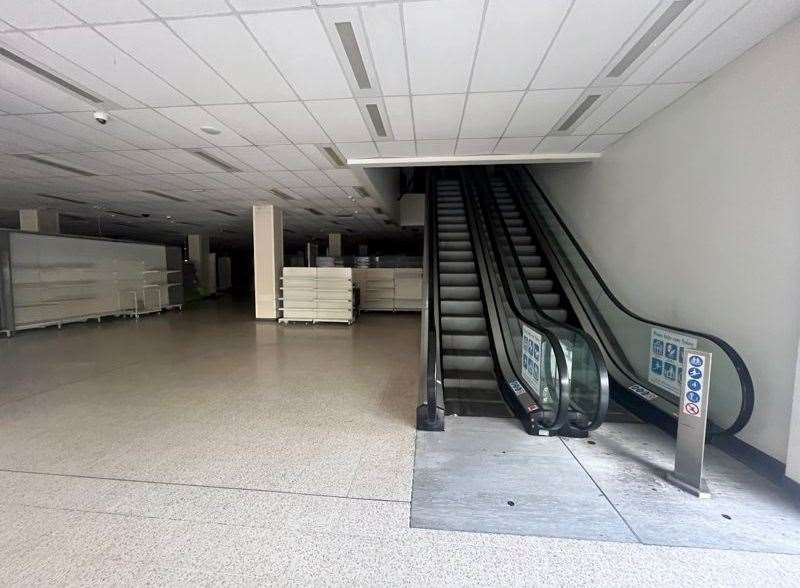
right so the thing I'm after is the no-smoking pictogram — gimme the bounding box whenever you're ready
[685,402,700,415]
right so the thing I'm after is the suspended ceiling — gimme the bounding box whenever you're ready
[0,0,797,245]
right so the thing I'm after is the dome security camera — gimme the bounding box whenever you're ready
[93,111,110,125]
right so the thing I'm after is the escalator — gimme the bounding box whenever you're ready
[418,165,753,439]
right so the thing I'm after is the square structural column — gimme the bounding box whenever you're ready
[19,209,59,233]
[188,234,210,295]
[253,205,283,319]
[328,233,342,257]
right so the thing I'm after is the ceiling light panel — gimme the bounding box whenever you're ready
[598,82,694,134]
[29,27,192,108]
[360,2,408,95]
[356,98,394,142]
[318,145,346,168]
[413,94,466,141]
[471,0,570,92]
[142,190,188,203]
[0,58,96,113]
[404,0,484,94]
[157,106,250,147]
[243,10,352,100]
[573,86,646,135]
[305,99,371,143]
[15,154,97,177]
[96,22,240,105]
[185,149,243,173]
[168,15,294,103]
[505,89,584,137]
[532,0,660,89]
[253,102,328,144]
[658,0,800,84]
[624,0,747,84]
[459,92,523,139]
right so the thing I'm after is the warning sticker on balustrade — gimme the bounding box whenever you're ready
[648,327,697,394]
[521,324,543,397]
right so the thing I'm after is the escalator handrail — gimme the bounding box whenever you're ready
[517,166,754,436]
[472,168,609,430]
[428,169,445,424]
[459,169,572,431]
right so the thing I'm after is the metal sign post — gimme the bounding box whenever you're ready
[667,349,713,498]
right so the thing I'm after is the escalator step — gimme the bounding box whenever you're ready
[512,236,532,245]
[518,255,543,265]
[438,240,471,250]
[527,279,554,293]
[440,285,480,300]
[443,349,493,371]
[443,369,497,390]
[439,273,478,287]
[515,245,537,255]
[543,308,568,322]
[523,267,547,279]
[442,332,490,350]
[439,232,470,241]
[441,300,483,315]
[441,315,486,332]
[533,293,561,307]
[439,250,473,262]
[439,261,476,273]
[444,398,511,418]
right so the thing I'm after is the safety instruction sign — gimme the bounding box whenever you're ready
[682,351,709,417]
[521,324,543,397]
[648,328,697,394]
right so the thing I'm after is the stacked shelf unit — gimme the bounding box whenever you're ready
[0,230,184,336]
[352,268,422,312]
[279,267,354,324]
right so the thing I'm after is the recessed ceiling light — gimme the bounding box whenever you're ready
[190,189,205,192]
[200,125,222,135]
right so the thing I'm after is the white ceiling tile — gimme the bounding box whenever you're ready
[57,0,154,23]
[254,102,328,143]
[30,27,192,107]
[660,0,800,83]
[0,129,63,154]
[0,0,80,29]
[404,0,484,94]
[361,2,408,95]
[0,60,94,112]
[294,170,334,186]
[377,141,416,157]
[471,0,570,92]
[0,88,48,114]
[532,0,660,89]
[243,10,352,100]
[626,0,749,85]
[231,1,312,9]
[336,142,378,159]
[267,170,308,188]
[573,85,646,135]
[0,31,143,109]
[204,104,287,145]
[114,150,192,173]
[97,22,241,105]
[505,89,583,137]
[296,144,332,169]
[305,99,371,143]
[494,137,542,154]
[459,92,522,139]
[324,168,359,187]
[412,94,465,140]
[79,150,163,175]
[599,82,695,133]
[23,113,137,150]
[61,111,173,149]
[455,138,498,155]
[111,109,212,148]
[534,135,586,153]
[576,134,623,152]
[384,96,413,141]
[222,146,283,171]
[141,0,229,17]
[0,116,92,151]
[157,106,250,147]
[168,15,295,103]
[416,140,456,157]
[261,144,316,170]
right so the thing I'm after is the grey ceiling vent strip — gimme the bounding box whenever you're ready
[222,229,237,234]
[355,187,370,199]
[186,150,241,172]
[61,213,87,222]
[142,189,187,203]
[177,221,202,227]
[335,22,371,90]
[365,104,387,137]
[107,210,140,219]
[321,146,346,168]
[608,1,693,78]
[112,221,135,227]
[36,192,87,205]
[306,208,323,216]
[270,189,294,201]
[17,155,96,177]
[0,47,103,104]
[212,209,237,217]
[558,94,602,132]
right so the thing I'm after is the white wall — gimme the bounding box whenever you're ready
[534,18,800,470]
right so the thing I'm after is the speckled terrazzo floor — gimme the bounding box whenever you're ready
[1,298,799,586]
